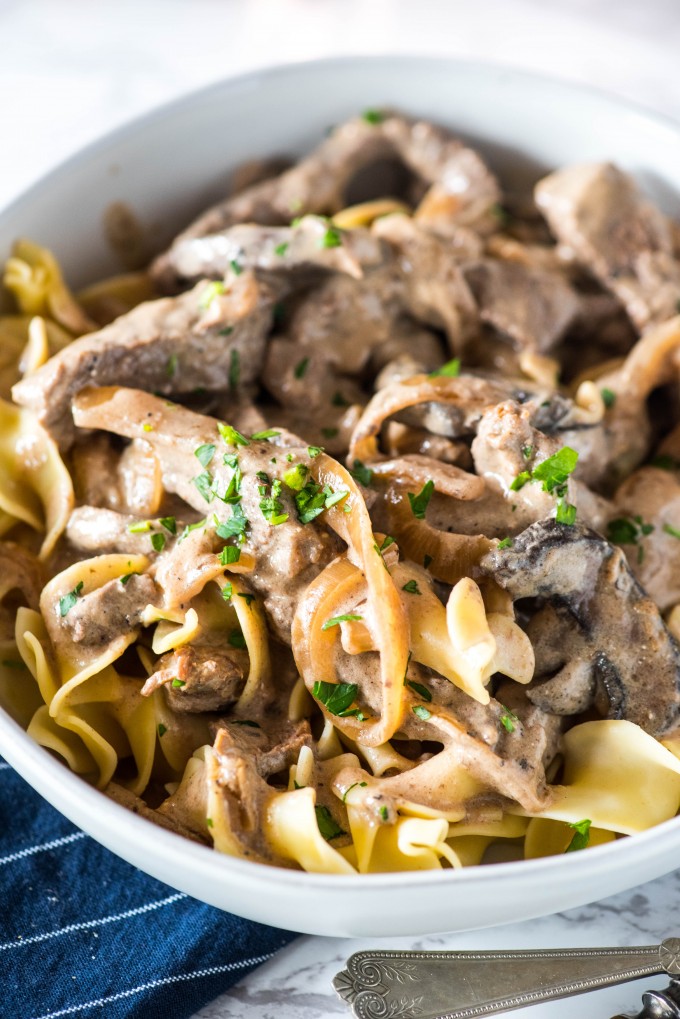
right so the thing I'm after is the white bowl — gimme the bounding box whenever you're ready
[2,57,680,938]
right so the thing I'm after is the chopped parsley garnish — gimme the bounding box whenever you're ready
[166,353,178,378]
[362,108,384,124]
[294,479,347,522]
[315,805,346,841]
[177,518,207,543]
[171,678,186,689]
[219,545,241,565]
[215,503,248,541]
[237,592,255,606]
[601,388,616,409]
[251,429,280,441]
[283,464,309,491]
[229,349,240,390]
[222,581,233,601]
[220,325,234,336]
[379,805,389,823]
[379,535,395,552]
[307,445,323,459]
[151,532,166,553]
[651,454,680,471]
[199,280,225,309]
[607,515,654,546]
[313,680,358,715]
[217,422,250,447]
[342,781,367,803]
[321,427,338,439]
[430,358,461,378]
[331,391,350,407]
[565,818,591,853]
[408,479,435,519]
[230,258,243,276]
[350,460,373,486]
[157,723,167,738]
[128,520,152,534]
[497,537,513,550]
[555,499,577,526]
[274,241,289,257]
[499,706,519,733]
[228,630,246,649]
[510,472,531,491]
[511,447,579,525]
[522,445,533,460]
[192,471,215,503]
[206,817,214,828]
[319,226,342,249]
[159,516,177,534]
[412,704,432,721]
[294,357,309,379]
[321,614,363,631]
[406,679,432,702]
[119,573,139,586]
[423,553,433,570]
[194,443,216,468]
[664,523,680,541]
[259,478,289,526]
[59,581,84,617]
[402,580,421,595]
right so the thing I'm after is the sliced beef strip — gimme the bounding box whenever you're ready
[65,573,159,647]
[535,162,680,330]
[152,112,500,289]
[12,273,274,448]
[142,644,249,713]
[480,519,680,737]
[213,718,312,780]
[461,258,581,353]
[71,387,342,642]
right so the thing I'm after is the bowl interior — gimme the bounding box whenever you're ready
[2,56,680,937]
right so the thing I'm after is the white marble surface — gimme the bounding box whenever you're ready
[2,1,680,1016]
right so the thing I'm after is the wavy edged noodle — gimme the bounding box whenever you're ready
[214,574,271,711]
[77,271,157,326]
[332,198,411,230]
[4,239,97,335]
[293,453,409,747]
[0,314,72,397]
[0,397,74,558]
[617,314,680,400]
[347,810,461,873]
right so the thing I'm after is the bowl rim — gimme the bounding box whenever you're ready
[2,52,680,896]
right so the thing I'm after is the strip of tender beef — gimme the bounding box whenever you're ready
[152,112,500,289]
[71,387,342,641]
[480,520,680,737]
[12,273,274,447]
[535,162,680,330]
[142,644,250,712]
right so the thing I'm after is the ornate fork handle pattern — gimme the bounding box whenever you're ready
[333,939,680,1019]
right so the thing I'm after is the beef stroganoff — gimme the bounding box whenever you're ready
[2,110,680,874]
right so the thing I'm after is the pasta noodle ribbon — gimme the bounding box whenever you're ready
[4,240,96,335]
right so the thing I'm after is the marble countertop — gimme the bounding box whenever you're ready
[2,2,680,1016]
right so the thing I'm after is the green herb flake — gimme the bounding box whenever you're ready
[555,498,577,526]
[402,579,421,595]
[219,546,241,566]
[321,427,338,439]
[230,258,243,276]
[159,516,177,535]
[315,804,346,841]
[128,520,152,534]
[423,553,433,570]
[379,805,389,823]
[405,679,432,702]
[651,454,680,471]
[412,704,432,721]
[331,391,350,408]
[565,818,591,853]
[532,447,579,493]
[215,503,248,541]
[222,581,233,602]
[199,280,225,309]
[166,353,178,378]
[171,678,186,689]
[237,592,255,607]
[206,817,214,828]
[522,445,533,460]
[217,422,250,447]
[194,443,216,468]
[59,581,84,618]
[251,429,280,441]
[307,445,323,459]
[342,780,368,803]
[362,108,384,125]
[379,535,396,552]
[510,471,531,492]
[497,537,513,550]
[319,226,342,249]
[177,518,207,543]
[157,723,167,738]
[499,706,519,733]
[408,479,435,520]
[119,573,139,587]
[430,358,461,378]
[151,532,166,553]
[294,356,309,379]
[274,241,289,257]
[350,459,373,486]
[601,387,616,409]
[664,523,680,541]
[607,515,654,546]
[313,679,359,715]
[228,629,246,649]
[229,349,240,390]
[220,325,234,337]
[322,614,363,631]
[281,464,308,492]
[192,471,215,503]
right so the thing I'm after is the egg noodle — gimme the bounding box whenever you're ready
[2,110,680,874]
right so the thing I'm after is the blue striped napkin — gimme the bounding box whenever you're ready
[0,756,296,1019]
